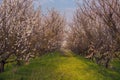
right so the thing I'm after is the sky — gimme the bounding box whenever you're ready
[0,0,82,22]
[35,0,82,22]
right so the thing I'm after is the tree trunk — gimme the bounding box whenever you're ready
[105,58,110,68]
[0,60,5,73]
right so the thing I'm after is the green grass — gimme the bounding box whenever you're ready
[0,51,120,80]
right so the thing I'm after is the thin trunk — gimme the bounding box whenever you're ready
[0,60,5,73]
[105,58,110,68]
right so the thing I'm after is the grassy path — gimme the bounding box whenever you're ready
[0,51,120,80]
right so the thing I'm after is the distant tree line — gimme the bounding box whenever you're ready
[67,0,120,68]
[0,0,65,73]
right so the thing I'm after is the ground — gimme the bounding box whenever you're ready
[0,50,120,80]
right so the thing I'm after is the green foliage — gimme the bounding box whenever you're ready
[0,52,120,80]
